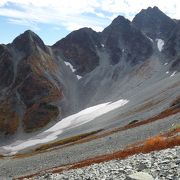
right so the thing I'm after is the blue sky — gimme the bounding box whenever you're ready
[0,0,179,45]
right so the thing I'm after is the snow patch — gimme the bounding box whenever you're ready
[166,71,169,74]
[64,61,76,72]
[156,39,164,52]
[170,71,177,77]
[1,99,129,155]
[164,63,168,66]
[101,44,105,48]
[77,75,82,80]
[146,36,153,42]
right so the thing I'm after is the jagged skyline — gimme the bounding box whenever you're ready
[0,0,179,45]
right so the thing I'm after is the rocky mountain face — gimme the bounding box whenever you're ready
[0,31,63,135]
[0,7,179,139]
[53,28,101,76]
[132,6,176,40]
[162,25,180,71]
[101,15,153,65]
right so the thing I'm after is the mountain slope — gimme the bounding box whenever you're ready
[0,31,64,136]
[0,7,179,146]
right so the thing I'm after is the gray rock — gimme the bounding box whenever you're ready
[126,172,154,180]
[137,162,148,171]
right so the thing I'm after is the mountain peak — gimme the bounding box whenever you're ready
[147,6,160,11]
[23,29,36,36]
[12,30,47,54]
[77,27,95,33]
[102,15,130,37]
[132,6,176,39]
[53,26,100,75]
[111,15,130,26]
[140,6,164,15]
[13,30,40,43]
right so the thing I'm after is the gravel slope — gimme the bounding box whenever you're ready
[0,114,179,179]
[33,146,180,180]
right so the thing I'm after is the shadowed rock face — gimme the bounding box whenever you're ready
[132,6,176,40]
[101,16,153,65]
[53,28,101,75]
[0,7,180,138]
[162,26,180,71]
[0,100,20,135]
[0,45,14,89]
[12,30,48,55]
[0,31,63,135]
[23,103,59,133]
[163,32,177,58]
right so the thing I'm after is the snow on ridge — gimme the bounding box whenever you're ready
[146,36,153,42]
[1,99,129,155]
[64,61,76,72]
[156,39,164,52]
[170,71,177,77]
[64,61,82,80]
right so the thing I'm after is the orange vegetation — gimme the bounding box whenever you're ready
[16,128,180,180]
[60,131,180,171]
[28,51,58,76]
[110,105,180,134]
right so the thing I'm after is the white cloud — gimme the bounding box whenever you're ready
[0,0,108,31]
[101,0,180,20]
[8,18,40,31]
[0,0,179,32]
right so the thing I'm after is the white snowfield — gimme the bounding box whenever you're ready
[170,71,177,77]
[77,75,82,80]
[1,99,129,155]
[101,44,105,47]
[156,39,164,52]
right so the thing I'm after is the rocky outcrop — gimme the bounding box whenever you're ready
[162,25,180,71]
[23,103,59,132]
[132,6,176,40]
[0,31,63,135]
[53,28,101,76]
[12,30,48,55]
[0,45,14,89]
[126,172,154,180]
[101,16,153,65]
[132,6,180,71]
[0,100,20,135]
